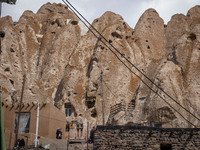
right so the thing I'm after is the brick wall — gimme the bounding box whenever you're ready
[94,126,200,150]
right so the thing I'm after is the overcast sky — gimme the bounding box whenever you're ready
[1,0,200,28]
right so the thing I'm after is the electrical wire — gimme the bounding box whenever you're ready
[62,0,200,122]
[103,80,118,99]
[62,0,197,127]
[62,0,199,127]
[63,0,200,124]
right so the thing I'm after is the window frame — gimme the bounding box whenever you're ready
[65,103,72,117]
[14,112,30,133]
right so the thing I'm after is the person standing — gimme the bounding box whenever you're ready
[34,136,40,147]
[56,128,62,139]
[16,139,20,148]
[90,127,95,143]
[19,138,25,148]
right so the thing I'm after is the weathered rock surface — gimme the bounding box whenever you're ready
[1,3,200,130]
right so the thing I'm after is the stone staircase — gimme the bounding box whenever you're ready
[107,101,135,125]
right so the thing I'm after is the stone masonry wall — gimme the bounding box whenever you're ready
[94,126,200,150]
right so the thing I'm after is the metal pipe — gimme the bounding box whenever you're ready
[87,121,89,150]
[101,71,105,125]
[15,74,26,146]
[35,102,40,147]
[67,123,70,150]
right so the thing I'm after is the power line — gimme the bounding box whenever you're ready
[103,80,118,99]
[62,0,197,127]
[101,71,105,125]
[62,0,199,127]
[62,0,200,122]
[64,1,200,124]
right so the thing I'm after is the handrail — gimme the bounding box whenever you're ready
[110,102,135,114]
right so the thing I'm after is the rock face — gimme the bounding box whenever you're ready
[1,3,200,129]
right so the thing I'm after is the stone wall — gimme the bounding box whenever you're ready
[94,126,200,150]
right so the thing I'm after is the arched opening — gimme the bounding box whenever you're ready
[85,92,96,109]
[85,97,96,109]
[160,143,172,150]
[91,108,97,118]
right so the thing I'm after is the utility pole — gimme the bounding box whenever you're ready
[15,74,26,146]
[67,123,70,150]
[101,71,105,125]
[86,121,89,150]
[35,102,40,147]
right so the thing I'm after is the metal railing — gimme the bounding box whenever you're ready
[110,102,126,114]
[110,101,135,115]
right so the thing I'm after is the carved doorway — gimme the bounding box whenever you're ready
[160,143,172,150]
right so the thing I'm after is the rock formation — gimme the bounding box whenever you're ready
[1,3,200,130]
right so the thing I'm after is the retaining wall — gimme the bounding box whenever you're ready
[94,126,200,150]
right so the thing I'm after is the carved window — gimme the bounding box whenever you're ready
[76,123,83,137]
[139,97,146,103]
[65,103,72,117]
[85,97,96,109]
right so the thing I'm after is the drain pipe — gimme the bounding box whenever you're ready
[35,102,40,147]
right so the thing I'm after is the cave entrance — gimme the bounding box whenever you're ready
[91,108,97,118]
[85,97,96,109]
[85,92,96,109]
